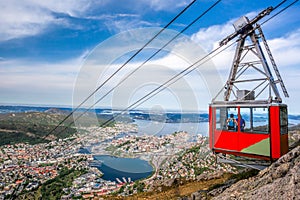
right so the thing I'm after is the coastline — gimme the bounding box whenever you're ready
[81,144,156,182]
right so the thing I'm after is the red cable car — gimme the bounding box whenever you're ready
[209,7,289,161]
[209,102,288,161]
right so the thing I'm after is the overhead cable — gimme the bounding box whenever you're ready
[68,0,222,130]
[43,0,198,139]
[98,0,298,127]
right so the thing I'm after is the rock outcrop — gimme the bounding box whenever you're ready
[211,145,300,200]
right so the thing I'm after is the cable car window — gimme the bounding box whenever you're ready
[215,107,227,130]
[239,108,250,132]
[252,107,269,133]
[280,107,288,135]
[226,107,238,131]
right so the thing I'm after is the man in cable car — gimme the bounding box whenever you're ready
[236,115,246,132]
[227,113,237,131]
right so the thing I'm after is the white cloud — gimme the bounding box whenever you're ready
[71,29,223,111]
[95,0,192,33]
[0,1,53,40]
[0,51,87,105]
[104,18,159,33]
[190,11,261,52]
[86,13,140,21]
[0,0,192,41]
[28,0,94,17]
[148,0,190,11]
[269,28,300,67]
[0,0,98,41]
[191,22,234,52]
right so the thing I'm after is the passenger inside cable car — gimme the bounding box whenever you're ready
[226,113,237,131]
[216,107,269,133]
[237,115,245,132]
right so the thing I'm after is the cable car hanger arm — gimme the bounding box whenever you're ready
[219,6,274,47]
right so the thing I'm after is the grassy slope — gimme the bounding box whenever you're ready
[104,173,233,200]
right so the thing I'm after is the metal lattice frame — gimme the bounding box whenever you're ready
[213,8,288,103]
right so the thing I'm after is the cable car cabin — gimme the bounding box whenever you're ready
[209,102,289,161]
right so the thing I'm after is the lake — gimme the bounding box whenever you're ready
[93,155,153,182]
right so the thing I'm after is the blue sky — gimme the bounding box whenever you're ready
[0,0,300,113]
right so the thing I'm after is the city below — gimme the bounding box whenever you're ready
[0,105,299,199]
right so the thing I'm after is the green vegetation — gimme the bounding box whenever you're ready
[118,185,125,194]
[40,168,87,200]
[208,169,259,191]
[186,145,200,154]
[117,140,131,148]
[230,168,259,181]
[177,145,200,163]
[38,163,54,167]
[0,112,76,146]
[0,111,115,146]
[0,131,46,146]
[133,181,145,193]
[194,167,210,176]
[105,145,118,152]
[16,168,87,200]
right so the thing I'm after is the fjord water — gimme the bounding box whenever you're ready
[133,119,209,136]
[93,155,153,182]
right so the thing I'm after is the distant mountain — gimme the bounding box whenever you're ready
[0,105,299,125]
[44,108,71,115]
[288,114,300,120]
[129,112,209,123]
[0,112,76,146]
[0,106,117,146]
[0,105,50,113]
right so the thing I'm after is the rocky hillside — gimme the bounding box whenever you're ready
[184,144,298,200]
[210,145,300,199]
[180,130,300,200]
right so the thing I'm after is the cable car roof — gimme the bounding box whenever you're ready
[210,100,287,107]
